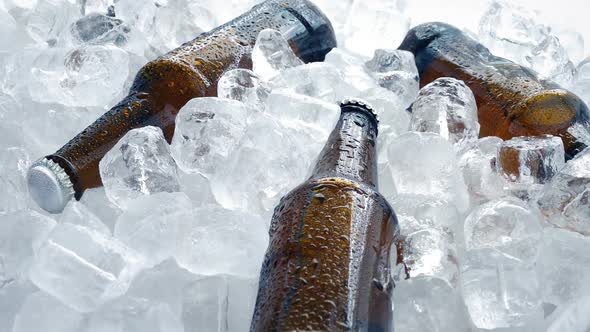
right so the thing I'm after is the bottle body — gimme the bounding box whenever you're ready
[398,22,590,159]
[30,0,337,211]
[251,100,399,331]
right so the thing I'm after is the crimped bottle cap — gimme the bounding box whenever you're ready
[27,158,75,214]
[339,97,379,124]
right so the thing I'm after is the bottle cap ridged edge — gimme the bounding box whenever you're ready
[27,158,75,214]
[339,98,379,123]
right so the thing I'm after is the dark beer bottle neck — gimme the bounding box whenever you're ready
[311,103,379,188]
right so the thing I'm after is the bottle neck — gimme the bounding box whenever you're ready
[311,108,379,188]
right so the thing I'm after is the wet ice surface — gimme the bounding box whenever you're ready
[1,0,590,331]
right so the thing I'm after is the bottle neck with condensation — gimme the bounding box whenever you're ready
[310,102,379,188]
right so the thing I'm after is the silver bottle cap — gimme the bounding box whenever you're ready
[27,158,75,214]
[339,98,379,123]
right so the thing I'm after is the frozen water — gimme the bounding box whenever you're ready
[389,194,461,237]
[12,291,85,332]
[79,187,121,231]
[86,296,184,332]
[393,276,470,332]
[540,228,590,308]
[70,14,130,46]
[60,201,111,235]
[324,48,377,96]
[401,229,459,285]
[0,6,18,52]
[25,0,80,45]
[461,266,544,330]
[537,148,590,235]
[458,137,505,203]
[29,223,144,312]
[546,294,590,332]
[0,210,56,282]
[170,98,249,176]
[528,35,576,85]
[175,205,268,278]
[115,192,193,266]
[252,29,303,80]
[386,132,470,212]
[182,275,258,332]
[342,0,409,57]
[409,77,480,147]
[0,280,37,332]
[463,198,543,267]
[270,62,344,102]
[0,147,31,213]
[100,126,180,210]
[217,69,271,109]
[364,49,419,106]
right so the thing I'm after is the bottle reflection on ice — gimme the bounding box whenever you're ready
[399,22,590,160]
[250,99,400,331]
[27,0,337,213]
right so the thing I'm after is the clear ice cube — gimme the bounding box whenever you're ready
[0,147,31,214]
[29,223,144,312]
[175,205,268,277]
[69,14,130,46]
[458,137,505,203]
[0,210,56,282]
[114,192,193,266]
[60,201,111,235]
[364,49,419,106]
[386,131,470,212]
[218,69,271,109]
[170,97,250,176]
[252,29,303,80]
[12,291,85,332]
[393,276,471,332]
[324,48,377,96]
[537,147,590,235]
[25,0,80,44]
[0,280,37,332]
[402,229,459,285]
[409,77,480,147]
[100,126,180,210]
[182,275,258,332]
[270,62,344,102]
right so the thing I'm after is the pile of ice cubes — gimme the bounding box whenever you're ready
[1,0,590,330]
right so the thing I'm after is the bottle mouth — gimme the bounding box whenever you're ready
[27,158,75,214]
[339,98,380,130]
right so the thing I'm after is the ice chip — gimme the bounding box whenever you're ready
[528,35,576,85]
[393,276,470,332]
[12,291,85,332]
[463,198,543,267]
[459,137,505,203]
[100,126,180,210]
[547,294,590,332]
[252,29,303,80]
[115,192,193,266]
[182,275,258,332]
[81,0,113,15]
[218,69,271,108]
[60,201,111,235]
[175,205,268,277]
[70,13,130,46]
[409,77,480,147]
[29,223,144,312]
[170,97,249,176]
[324,48,377,95]
[365,49,419,106]
[25,0,80,44]
[386,132,470,212]
[0,147,31,213]
[270,62,344,102]
[0,210,56,282]
[0,280,37,332]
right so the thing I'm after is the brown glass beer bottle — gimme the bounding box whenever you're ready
[250,99,400,331]
[398,22,590,159]
[26,0,337,213]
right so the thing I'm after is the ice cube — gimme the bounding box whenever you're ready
[0,280,37,332]
[100,126,180,210]
[69,14,130,46]
[79,187,121,232]
[537,146,590,235]
[270,62,344,102]
[170,97,250,176]
[393,276,471,332]
[217,69,271,109]
[389,194,461,237]
[364,87,411,138]
[386,132,470,212]
[86,296,184,332]
[0,210,56,282]
[409,77,480,147]
[60,201,111,235]
[401,229,459,285]
[458,137,505,203]
[12,291,85,332]
[0,94,25,149]
[175,205,268,277]
[25,0,80,44]
[0,147,31,214]
[177,171,216,207]
[324,48,377,95]
[114,192,193,266]
[182,275,258,332]
[364,49,419,106]
[342,0,410,57]
[546,294,590,332]
[461,266,544,330]
[81,0,113,15]
[252,29,303,80]
[528,35,576,86]
[29,223,144,312]
[0,6,18,53]
[540,228,590,308]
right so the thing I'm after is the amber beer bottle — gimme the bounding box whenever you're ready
[398,22,590,159]
[27,0,337,213]
[250,99,399,331]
